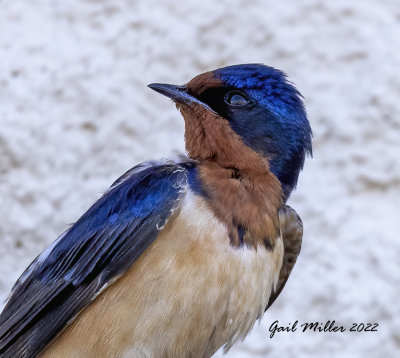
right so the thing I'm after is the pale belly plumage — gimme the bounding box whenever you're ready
[41,190,284,358]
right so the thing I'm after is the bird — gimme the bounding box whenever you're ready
[0,63,312,358]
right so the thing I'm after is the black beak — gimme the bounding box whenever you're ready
[148,83,216,114]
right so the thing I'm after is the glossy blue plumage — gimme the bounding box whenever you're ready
[0,161,190,357]
[0,64,311,358]
[214,64,312,198]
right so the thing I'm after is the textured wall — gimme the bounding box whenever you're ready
[1,1,399,357]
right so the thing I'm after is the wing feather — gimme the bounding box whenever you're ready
[0,162,189,358]
[267,205,303,309]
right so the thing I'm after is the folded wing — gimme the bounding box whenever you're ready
[0,162,189,358]
[267,205,303,309]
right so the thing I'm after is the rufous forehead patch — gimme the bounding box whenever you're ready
[186,71,224,96]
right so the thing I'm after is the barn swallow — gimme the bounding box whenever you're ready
[0,64,312,358]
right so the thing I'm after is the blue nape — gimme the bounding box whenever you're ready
[214,64,312,199]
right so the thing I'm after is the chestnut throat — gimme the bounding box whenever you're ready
[179,103,283,250]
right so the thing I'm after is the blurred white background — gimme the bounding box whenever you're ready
[1,0,399,357]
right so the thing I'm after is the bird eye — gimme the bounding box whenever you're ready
[224,91,250,107]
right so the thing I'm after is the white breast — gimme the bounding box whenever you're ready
[41,189,284,358]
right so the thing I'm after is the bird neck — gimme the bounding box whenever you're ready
[180,103,283,249]
[180,104,268,173]
[269,150,305,201]
[196,160,282,249]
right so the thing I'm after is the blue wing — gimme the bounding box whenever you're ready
[0,161,190,358]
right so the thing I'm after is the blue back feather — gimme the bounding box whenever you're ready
[0,162,189,358]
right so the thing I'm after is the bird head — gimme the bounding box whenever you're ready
[149,64,312,199]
